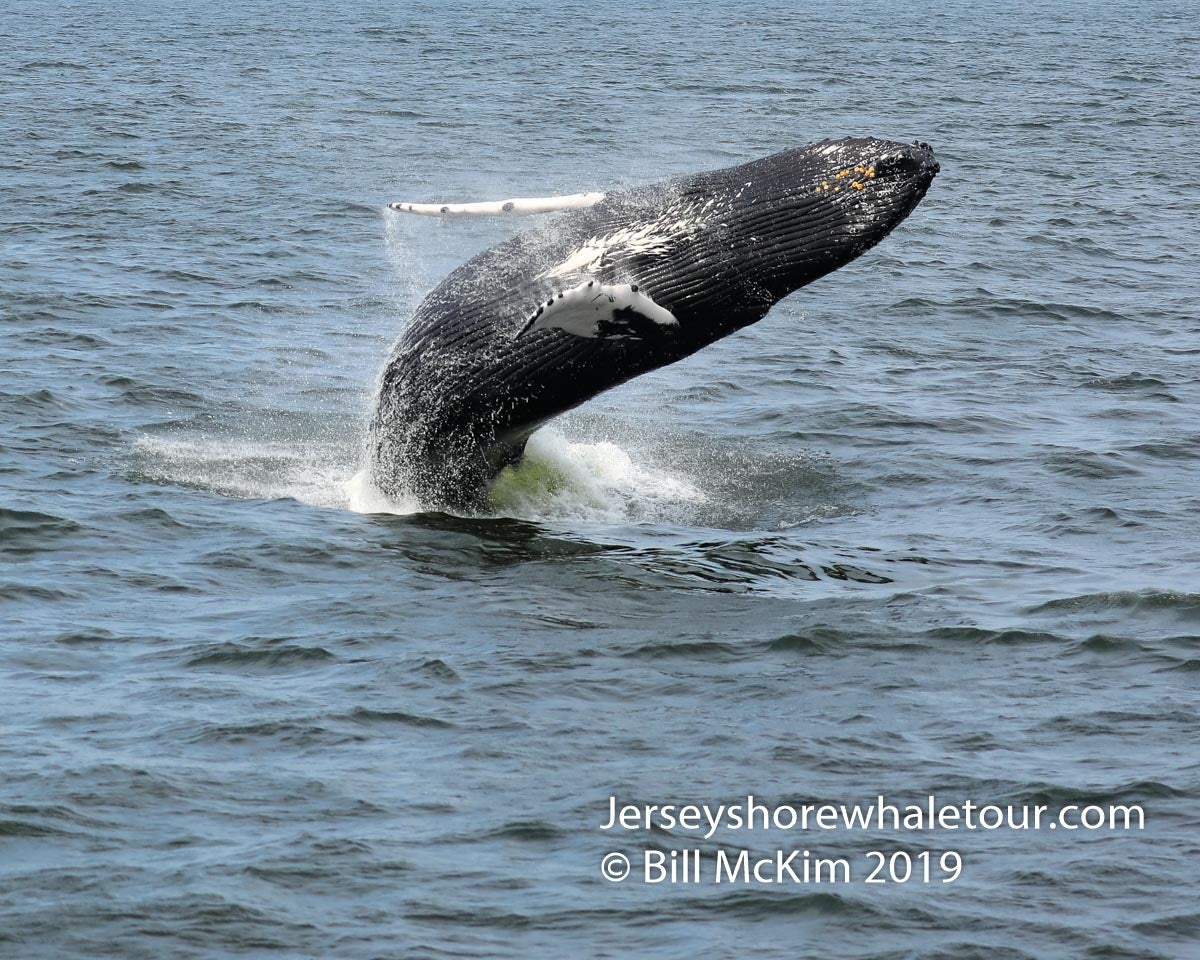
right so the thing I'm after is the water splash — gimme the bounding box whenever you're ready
[484,428,705,523]
[132,435,359,511]
[135,427,705,525]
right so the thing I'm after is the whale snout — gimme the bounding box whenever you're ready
[719,137,937,302]
[803,138,938,249]
[820,137,939,194]
[873,141,939,179]
[766,137,937,224]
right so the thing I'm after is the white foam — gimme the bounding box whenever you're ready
[486,428,705,524]
[344,468,422,515]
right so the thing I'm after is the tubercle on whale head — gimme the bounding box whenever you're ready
[776,138,939,198]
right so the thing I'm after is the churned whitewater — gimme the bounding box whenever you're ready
[2,1,1198,958]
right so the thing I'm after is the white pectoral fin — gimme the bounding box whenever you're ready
[387,192,605,217]
[517,281,678,340]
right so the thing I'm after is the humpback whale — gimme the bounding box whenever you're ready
[371,137,938,510]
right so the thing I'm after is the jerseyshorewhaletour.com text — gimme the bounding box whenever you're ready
[597,795,1145,886]
[602,794,1145,837]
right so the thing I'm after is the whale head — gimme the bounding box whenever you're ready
[748,137,940,290]
[564,137,940,351]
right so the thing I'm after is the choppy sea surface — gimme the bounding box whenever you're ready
[3,1,1199,957]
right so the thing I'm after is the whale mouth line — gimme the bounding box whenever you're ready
[369,137,938,511]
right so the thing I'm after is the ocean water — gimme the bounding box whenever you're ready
[3,0,1198,957]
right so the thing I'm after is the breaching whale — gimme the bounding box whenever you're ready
[371,137,939,510]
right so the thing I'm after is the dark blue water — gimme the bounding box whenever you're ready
[3,1,1198,957]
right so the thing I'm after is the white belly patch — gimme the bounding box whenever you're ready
[517,280,678,340]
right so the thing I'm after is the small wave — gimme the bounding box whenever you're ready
[416,658,460,681]
[101,375,204,406]
[17,59,88,71]
[0,802,112,831]
[767,630,849,654]
[1014,779,1186,806]
[0,819,72,838]
[0,508,83,555]
[178,718,366,748]
[0,583,79,603]
[1081,372,1168,392]
[1133,913,1200,940]
[1159,658,1200,674]
[184,641,337,671]
[623,639,746,661]
[1029,590,1200,619]
[0,387,76,412]
[1040,448,1142,479]
[675,889,875,921]
[482,820,565,841]
[346,707,454,729]
[923,626,1062,646]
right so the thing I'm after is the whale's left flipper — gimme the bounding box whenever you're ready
[388,192,606,217]
[517,280,679,340]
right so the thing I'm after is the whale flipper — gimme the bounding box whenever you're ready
[388,192,605,217]
[517,280,679,340]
